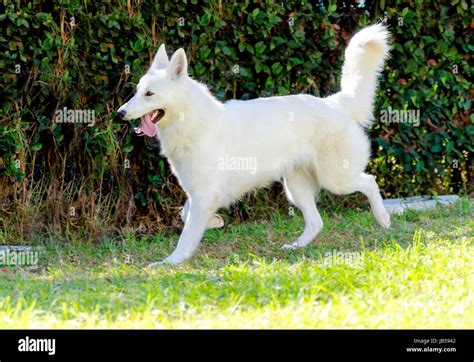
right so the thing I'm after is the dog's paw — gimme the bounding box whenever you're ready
[147,260,169,268]
[207,214,224,229]
[375,209,391,229]
[148,255,182,268]
[281,242,300,250]
[156,251,190,266]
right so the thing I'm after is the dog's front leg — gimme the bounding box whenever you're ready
[181,199,224,229]
[179,199,190,223]
[163,193,219,265]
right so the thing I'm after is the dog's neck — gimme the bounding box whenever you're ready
[157,79,224,159]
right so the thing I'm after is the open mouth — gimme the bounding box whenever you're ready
[134,109,165,137]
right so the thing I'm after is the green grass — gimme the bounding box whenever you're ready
[0,198,473,328]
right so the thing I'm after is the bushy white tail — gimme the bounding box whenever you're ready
[340,24,390,127]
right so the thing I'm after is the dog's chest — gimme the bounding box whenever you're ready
[158,125,219,194]
[165,155,209,194]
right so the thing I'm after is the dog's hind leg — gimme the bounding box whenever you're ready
[282,167,323,250]
[348,173,391,229]
[181,200,224,229]
[330,172,391,229]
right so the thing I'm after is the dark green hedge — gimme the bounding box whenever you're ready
[0,0,472,237]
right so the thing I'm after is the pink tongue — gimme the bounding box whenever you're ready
[139,113,157,137]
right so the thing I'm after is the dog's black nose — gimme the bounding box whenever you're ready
[117,109,126,119]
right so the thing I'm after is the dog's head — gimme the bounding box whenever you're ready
[117,44,188,137]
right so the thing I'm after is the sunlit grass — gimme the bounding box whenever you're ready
[0,198,472,328]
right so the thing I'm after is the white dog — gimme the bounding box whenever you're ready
[118,24,391,265]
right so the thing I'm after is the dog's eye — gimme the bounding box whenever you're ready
[145,91,154,97]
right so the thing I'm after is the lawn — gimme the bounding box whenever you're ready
[0,198,472,328]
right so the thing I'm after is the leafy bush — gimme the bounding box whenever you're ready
[0,0,472,240]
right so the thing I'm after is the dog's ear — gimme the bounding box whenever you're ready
[152,44,169,69]
[168,48,188,80]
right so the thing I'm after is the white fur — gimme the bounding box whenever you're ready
[118,24,391,265]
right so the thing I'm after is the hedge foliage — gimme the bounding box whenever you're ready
[0,0,472,238]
